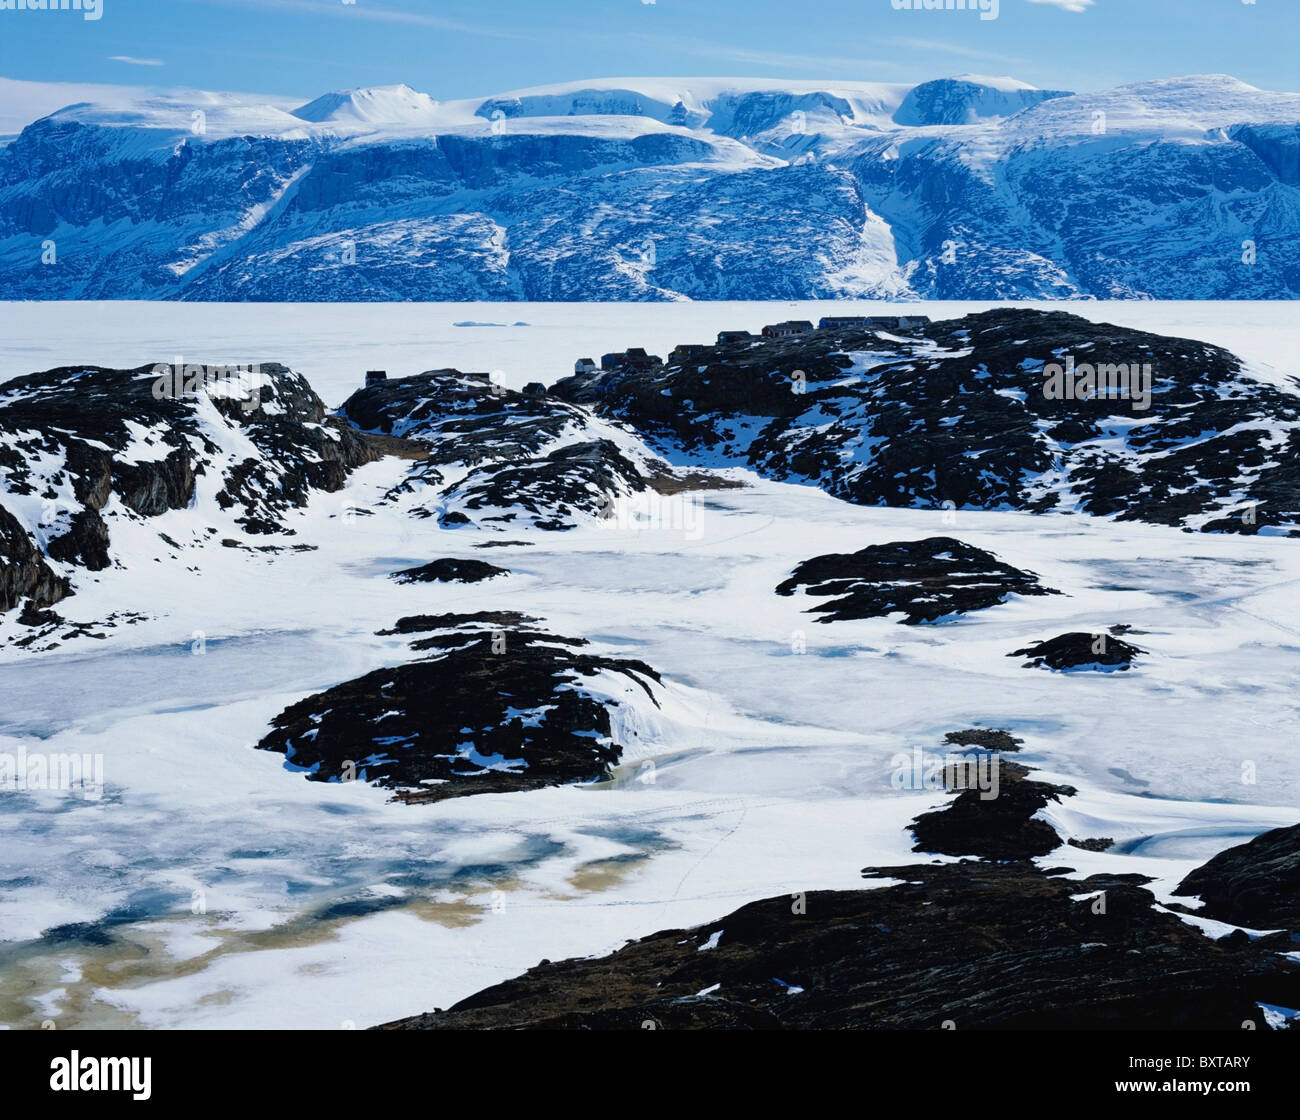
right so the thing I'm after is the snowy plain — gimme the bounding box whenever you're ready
[0,299,1297,1030]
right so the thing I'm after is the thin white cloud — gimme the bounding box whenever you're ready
[880,35,1024,64]
[575,30,1018,78]
[108,56,165,67]
[1025,0,1095,12]
[181,0,527,40]
[674,42,899,74]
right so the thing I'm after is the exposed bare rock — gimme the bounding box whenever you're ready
[776,536,1057,624]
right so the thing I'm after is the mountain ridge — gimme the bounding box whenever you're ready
[2,73,1298,300]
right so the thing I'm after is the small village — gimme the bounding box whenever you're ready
[574,314,932,376]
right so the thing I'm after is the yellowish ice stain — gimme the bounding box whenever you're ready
[564,855,648,896]
[2,860,643,1028]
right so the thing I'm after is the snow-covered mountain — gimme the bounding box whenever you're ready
[2,74,1298,301]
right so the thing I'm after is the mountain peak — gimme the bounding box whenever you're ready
[893,76,1073,127]
[291,84,438,125]
[947,74,1040,91]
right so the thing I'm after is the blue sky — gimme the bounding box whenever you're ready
[1,0,1297,100]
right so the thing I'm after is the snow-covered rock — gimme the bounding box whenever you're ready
[0,361,381,631]
[554,308,1300,534]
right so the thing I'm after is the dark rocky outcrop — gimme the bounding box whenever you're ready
[212,403,382,535]
[112,447,198,518]
[379,860,1300,1030]
[1174,823,1300,932]
[0,504,69,613]
[553,309,1300,535]
[944,728,1023,752]
[257,613,661,801]
[776,536,1057,624]
[342,370,658,531]
[44,508,112,571]
[1010,632,1144,671]
[449,438,647,532]
[2,362,379,527]
[910,759,1074,861]
[0,363,382,616]
[378,610,538,635]
[1069,837,1116,853]
[341,369,575,452]
[392,558,507,584]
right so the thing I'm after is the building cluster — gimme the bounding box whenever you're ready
[568,316,934,377]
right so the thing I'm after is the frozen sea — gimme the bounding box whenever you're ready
[0,299,1297,1029]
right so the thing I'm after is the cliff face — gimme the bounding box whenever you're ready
[0,362,380,617]
[0,503,68,613]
